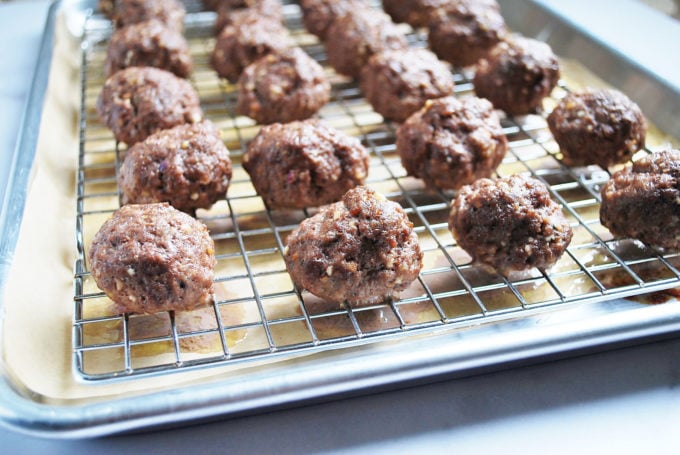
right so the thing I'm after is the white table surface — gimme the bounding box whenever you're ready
[2,1,680,453]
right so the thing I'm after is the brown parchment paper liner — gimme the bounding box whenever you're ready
[2,11,677,404]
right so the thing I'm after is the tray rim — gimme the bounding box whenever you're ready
[2,0,680,439]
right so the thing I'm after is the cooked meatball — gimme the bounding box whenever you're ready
[284,186,423,306]
[119,121,232,214]
[104,19,192,78]
[88,203,216,315]
[243,119,370,209]
[300,0,368,41]
[110,0,185,31]
[96,67,202,146]
[237,47,330,124]
[600,149,680,250]
[474,36,560,115]
[211,11,293,83]
[97,67,203,146]
[360,48,455,123]
[325,8,408,78]
[547,88,647,168]
[396,96,508,190]
[449,175,573,275]
[428,0,507,68]
[382,0,450,27]
[214,0,284,34]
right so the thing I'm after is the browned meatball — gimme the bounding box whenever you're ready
[104,19,192,78]
[237,48,330,124]
[600,149,680,250]
[214,0,284,34]
[111,0,185,31]
[449,175,573,275]
[119,121,232,214]
[211,12,293,83]
[243,119,370,209]
[428,0,507,68]
[382,0,450,27]
[97,67,203,146]
[284,186,423,306]
[547,88,647,169]
[300,0,368,41]
[88,203,216,315]
[396,96,508,190]
[360,48,455,123]
[325,8,408,78]
[474,36,560,116]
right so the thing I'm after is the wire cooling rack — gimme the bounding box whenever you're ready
[72,2,680,381]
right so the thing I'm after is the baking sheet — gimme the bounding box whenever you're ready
[2,0,680,437]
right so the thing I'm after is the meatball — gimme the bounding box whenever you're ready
[119,121,233,214]
[88,203,216,315]
[300,0,368,41]
[211,12,293,83]
[243,119,370,209]
[396,96,508,190]
[284,186,423,306]
[428,0,507,68]
[104,19,192,78]
[474,36,560,116]
[547,88,647,169]
[600,149,680,250]
[97,67,203,146]
[214,0,284,34]
[110,0,185,31]
[449,175,573,275]
[325,8,408,78]
[382,0,450,28]
[360,48,455,123]
[237,47,330,124]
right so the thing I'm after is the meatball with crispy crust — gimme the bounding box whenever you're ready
[243,119,370,209]
[449,174,573,275]
[600,149,680,250]
[284,186,423,306]
[104,19,192,78]
[111,0,185,31]
[360,48,455,123]
[119,121,232,215]
[300,0,368,40]
[382,0,450,28]
[97,67,203,146]
[88,203,216,315]
[213,0,284,34]
[474,36,560,116]
[548,88,647,169]
[396,96,508,190]
[237,48,330,124]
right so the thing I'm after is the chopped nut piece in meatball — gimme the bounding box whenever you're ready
[474,36,560,116]
[119,121,232,214]
[243,119,370,209]
[396,96,508,189]
[104,19,192,78]
[428,0,507,67]
[600,149,680,250]
[211,11,293,83]
[88,203,216,315]
[97,67,203,146]
[237,48,330,124]
[360,48,455,123]
[548,88,647,169]
[325,8,408,78]
[284,186,423,306]
[449,174,573,275]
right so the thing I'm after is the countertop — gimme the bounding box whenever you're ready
[2,1,680,453]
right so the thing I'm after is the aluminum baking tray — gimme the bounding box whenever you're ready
[2,0,680,438]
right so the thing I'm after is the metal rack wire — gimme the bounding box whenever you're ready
[72,3,680,381]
